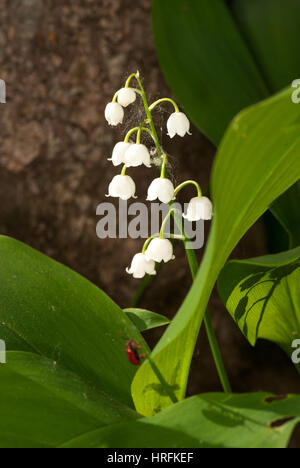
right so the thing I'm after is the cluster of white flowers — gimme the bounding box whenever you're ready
[104,72,213,279]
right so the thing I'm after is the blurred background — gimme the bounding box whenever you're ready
[0,0,299,444]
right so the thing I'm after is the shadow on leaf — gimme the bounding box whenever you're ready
[235,261,300,341]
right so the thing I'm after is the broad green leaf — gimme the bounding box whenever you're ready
[0,236,147,408]
[270,182,300,248]
[0,352,139,448]
[152,0,300,143]
[124,308,170,332]
[232,0,300,92]
[62,393,300,448]
[153,0,300,246]
[132,88,300,416]
[218,247,300,371]
[152,0,268,144]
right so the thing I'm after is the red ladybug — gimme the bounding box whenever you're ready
[126,340,146,366]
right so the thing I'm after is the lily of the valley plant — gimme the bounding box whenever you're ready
[105,71,213,278]
[104,72,229,396]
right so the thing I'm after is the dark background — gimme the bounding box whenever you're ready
[0,0,299,446]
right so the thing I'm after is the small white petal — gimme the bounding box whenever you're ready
[183,196,213,221]
[105,102,124,126]
[145,238,175,263]
[124,144,151,168]
[147,178,175,204]
[117,88,136,107]
[167,112,191,138]
[109,142,132,166]
[126,253,156,279]
[107,175,136,200]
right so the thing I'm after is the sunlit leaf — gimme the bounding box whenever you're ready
[218,247,300,371]
[0,351,139,448]
[124,308,170,332]
[0,236,148,408]
[62,392,300,448]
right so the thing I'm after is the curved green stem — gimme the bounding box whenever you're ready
[124,126,154,143]
[136,127,142,144]
[149,98,180,113]
[142,235,157,254]
[159,209,176,239]
[112,90,120,103]
[121,165,127,176]
[160,154,167,179]
[174,180,202,198]
[125,73,138,88]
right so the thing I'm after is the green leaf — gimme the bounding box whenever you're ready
[132,88,300,416]
[218,247,300,371]
[124,308,170,332]
[152,0,268,144]
[0,352,139,448]
[153,0,300,246]
[232,0,300,92]
[0,236,147,408]
[62,393,300,448]
[270,181,300,248]
[152,0,300,143]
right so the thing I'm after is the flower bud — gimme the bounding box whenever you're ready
[108,142,132,166]
[106,174,136,200]
[117,88,136,107]
[183,196,213,221]
[126,253,156,279]
[145,238,175,263]
[147,178,175,204]
[167,112,191,138]
[124,144,151,168]
[105,102,124,126]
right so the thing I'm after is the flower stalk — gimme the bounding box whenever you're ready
[105,71,231,395]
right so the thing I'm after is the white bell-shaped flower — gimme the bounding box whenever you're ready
[147,178,175,204]
[145,238,175,263]
[183,196,213,221]
[106,175,136,200]
[124,144,151,168]
[105,102,124,126]
[126,253,156,279]
[108,142,132,166]
[167,112,191,138]
[117,88,136,107]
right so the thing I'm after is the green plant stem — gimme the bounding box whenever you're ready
[142,235,157,254]
[204,311,232,393]
[184,248,231,392]
[161,154,167,178]
[130,274,155,308]
[174,180,202,197]
[159,209,176,239]
[124,126,154,143]
[125,73,138,88]
[171,210,231,394]
[135,73,162,158]
[149,98,180,113]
